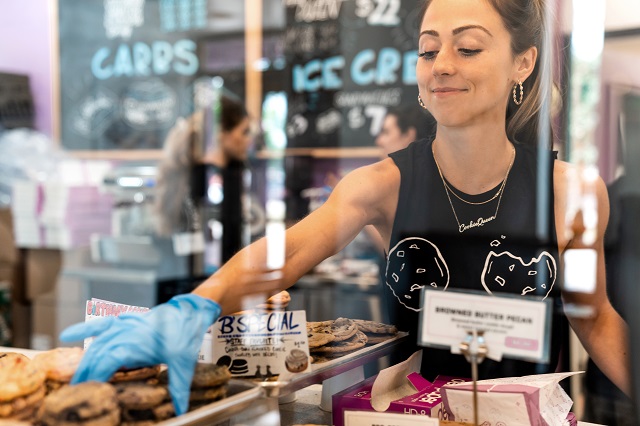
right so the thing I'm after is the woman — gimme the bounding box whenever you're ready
[155,95,252,237]
[155,95,257,270]
[203,95,252,167]
[61,0,630,415]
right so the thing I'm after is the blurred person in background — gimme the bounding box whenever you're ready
[155,94,262,274]
[583,94,639,426]
[375,105,436,157]
[155,95,251,236]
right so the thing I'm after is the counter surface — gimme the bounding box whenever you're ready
[280,384,331,425]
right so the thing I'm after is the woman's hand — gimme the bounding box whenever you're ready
[60,294,221,415]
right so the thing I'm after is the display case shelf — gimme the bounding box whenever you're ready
[257,332,410,398]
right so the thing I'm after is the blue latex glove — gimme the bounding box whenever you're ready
[60,294,221,415]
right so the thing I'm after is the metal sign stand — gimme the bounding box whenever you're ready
[459,329,487,426]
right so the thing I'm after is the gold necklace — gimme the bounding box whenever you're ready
[441,176,503,205]
[432,143,515,233]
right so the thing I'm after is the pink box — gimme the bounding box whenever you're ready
[332,374,468,426]
[441,373,578,426]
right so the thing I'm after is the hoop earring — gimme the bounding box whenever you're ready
[418,94,427,109]
[513,80,524,106]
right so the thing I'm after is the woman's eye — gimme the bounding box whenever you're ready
[459,48,482,56]
[418,51,437,61]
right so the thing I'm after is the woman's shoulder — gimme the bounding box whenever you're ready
[553,158,571,175]
[389,137,432,165]
[329,158,401,221]
[552,160,607,196]
[342,158,401,188]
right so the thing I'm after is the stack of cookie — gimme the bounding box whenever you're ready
[0,352,46,423]
[158,363,232,412]
[37,381,120,426]
[308,318,368,363]
[107,365,176,424]
[115,381,173,425]
[353,319,398,345]
[308,318,399,364]
[32,347,85,394]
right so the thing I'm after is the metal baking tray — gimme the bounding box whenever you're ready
[157,379,263,426]
[258,332,410,398]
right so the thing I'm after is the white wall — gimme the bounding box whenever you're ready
[605,0,640,31]
[0,0,54,137]
[562,0,640,34]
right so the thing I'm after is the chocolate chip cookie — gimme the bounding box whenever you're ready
[188,385,228,403]
[353,319,398,335]
[37,381,120,426]
[109,366,161,383]
[32,347,84,383]
[308,318,358,343]
[311,330,368,354]
[0,353,46,403]
[158,363,231,388]
[116,382,175,424]
[115,383,168,410]
[0,386,45,418]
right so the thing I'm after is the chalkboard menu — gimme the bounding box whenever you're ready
[58,0,210,150]
[58,0,419,151]
[284,0,422,148]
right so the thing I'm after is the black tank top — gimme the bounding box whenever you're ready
[386,137,566,380]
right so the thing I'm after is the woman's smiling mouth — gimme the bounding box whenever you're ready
[432,87,467,97]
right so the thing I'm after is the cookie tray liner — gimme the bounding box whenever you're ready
[258,331,409,398]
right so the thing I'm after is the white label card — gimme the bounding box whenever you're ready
[344,410,439,426]
[211,310,310,379]
[83,298,150,350]
[418,290,551,363]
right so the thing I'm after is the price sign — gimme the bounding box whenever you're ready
[418,290,552,363]
[344,410,438,426]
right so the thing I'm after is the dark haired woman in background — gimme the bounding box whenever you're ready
[375,104,436,156]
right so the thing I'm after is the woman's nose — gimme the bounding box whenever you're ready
[432,49,455,76]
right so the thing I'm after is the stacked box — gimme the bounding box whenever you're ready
[333,374,468,426]
[11,181,112,249]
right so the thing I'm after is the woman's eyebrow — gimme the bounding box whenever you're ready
[453,24,493,37]
[419,25,493,39]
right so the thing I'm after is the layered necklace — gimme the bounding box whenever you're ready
[432,142,515,233]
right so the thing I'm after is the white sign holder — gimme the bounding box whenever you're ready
[418,289,552,426]
[458,329,487,426]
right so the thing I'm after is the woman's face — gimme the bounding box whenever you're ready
[417,0,521,129]
[221,116,252,162]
